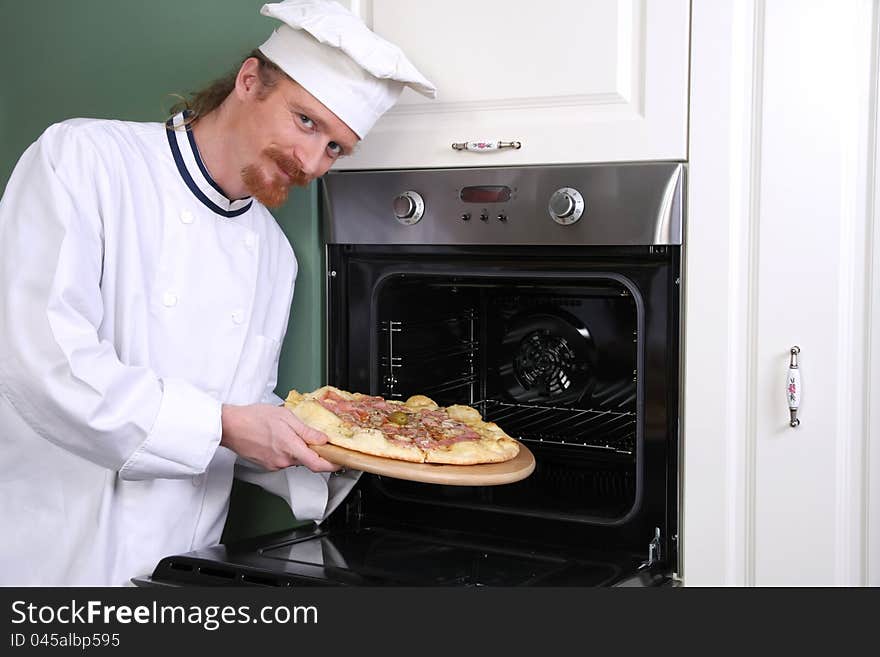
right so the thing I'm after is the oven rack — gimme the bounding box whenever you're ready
[477,400,636,455]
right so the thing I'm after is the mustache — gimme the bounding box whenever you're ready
[265,147,311,187]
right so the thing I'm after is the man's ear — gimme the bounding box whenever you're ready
[234,57,262,100]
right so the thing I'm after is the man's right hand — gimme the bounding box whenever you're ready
[219,403,340,473]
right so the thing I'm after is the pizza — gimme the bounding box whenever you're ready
[283,386,520,465]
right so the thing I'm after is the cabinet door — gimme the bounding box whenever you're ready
[685,0,879,586]
[336,0,689,169]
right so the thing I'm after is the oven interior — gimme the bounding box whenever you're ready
[370,274,640,523]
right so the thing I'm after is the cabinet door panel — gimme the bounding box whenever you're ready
[337,0,689,169]
[752,1,874,587]
[685,0,877,586]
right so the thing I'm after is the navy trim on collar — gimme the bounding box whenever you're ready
[165,113,253,218]
[185,127,228,199]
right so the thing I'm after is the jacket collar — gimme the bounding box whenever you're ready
[165,111,253,218]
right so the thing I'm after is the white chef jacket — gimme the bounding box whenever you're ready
[0,112,357,586]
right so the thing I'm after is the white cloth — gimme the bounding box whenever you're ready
[0,113,354,586]
[259,0,436,138]
[236,464,361,523]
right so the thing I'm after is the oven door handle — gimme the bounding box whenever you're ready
[451,140,522,152]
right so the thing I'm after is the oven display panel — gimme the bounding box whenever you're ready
[459,186,512,203]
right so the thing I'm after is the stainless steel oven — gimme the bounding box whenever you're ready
[142,162,684,587]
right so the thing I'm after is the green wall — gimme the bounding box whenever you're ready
[0,0,324,540]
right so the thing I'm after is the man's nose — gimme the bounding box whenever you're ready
[293,141,325,179]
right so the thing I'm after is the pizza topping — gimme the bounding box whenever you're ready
[314,390,489,451]
[286,386,520,465]
[387,410,409,426]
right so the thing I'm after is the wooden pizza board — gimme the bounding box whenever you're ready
[311,440,535,486]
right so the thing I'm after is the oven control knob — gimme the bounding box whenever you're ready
[392,191,425,225]
[548,187,585,225]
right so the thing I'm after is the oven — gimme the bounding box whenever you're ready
[142,161,684,587]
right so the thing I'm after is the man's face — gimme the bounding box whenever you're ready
[237,70,359,207]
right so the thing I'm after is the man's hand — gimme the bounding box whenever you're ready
[220,403,340,473]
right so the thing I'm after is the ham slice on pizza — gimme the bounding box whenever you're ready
[284,386,520,465]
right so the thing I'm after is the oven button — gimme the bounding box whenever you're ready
[479,213,489,221]
[392,191,425,225]
[548,187,585,225]
[461,213,471,221]
[497,213,507,222]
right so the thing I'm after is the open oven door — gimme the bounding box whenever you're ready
[134,509,674,587]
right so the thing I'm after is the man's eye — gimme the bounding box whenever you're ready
[327,142,342,158]
[299,114,314,128]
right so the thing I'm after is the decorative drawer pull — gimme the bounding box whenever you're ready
[787,346,801,427]
[451,140,522,152]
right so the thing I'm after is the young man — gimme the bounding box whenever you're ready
[0,0,435,586]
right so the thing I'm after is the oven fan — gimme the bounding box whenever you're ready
[498,309,596,404]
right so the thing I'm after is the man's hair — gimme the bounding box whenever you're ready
[170,49,286,124]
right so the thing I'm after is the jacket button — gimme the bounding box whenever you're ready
[231,310,244,325]
[180,210,194,224]
[192,474,204,487]
[162,292,178,307]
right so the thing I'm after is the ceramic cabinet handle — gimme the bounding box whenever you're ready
[451,140,522,152]
[787,346,801,427]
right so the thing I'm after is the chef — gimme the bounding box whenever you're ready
[0,0,435,586]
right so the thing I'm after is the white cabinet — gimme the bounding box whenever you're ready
[337,0,690,169]
[684,0,880,586]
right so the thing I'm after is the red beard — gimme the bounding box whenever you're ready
[241,146,312,208]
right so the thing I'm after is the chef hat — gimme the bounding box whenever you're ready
[258,0,436,139]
